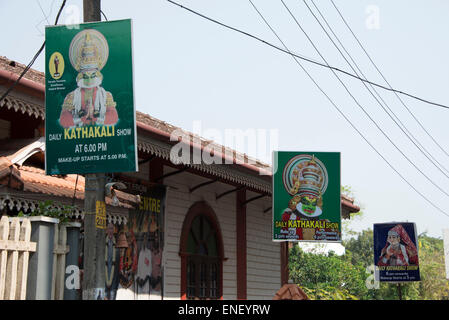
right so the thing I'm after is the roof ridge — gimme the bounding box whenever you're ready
[136,111,272,169]
[0,56,45,85]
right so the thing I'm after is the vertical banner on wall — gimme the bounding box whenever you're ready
[373,222,420,282]
[45,19,137,174]
[105,185,167,300]
[272,151,341,242]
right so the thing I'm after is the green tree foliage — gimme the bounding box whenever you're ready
[18,200,74,224]
[343,229,373,267]
[289,230,449,300]
[413,233,449,299]
[288,245,367,300]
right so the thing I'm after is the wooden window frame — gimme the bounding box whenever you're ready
[179,201,224,300]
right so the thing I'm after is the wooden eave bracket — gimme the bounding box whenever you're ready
[215,186,245,201]
[189,179,219,193]
[155,167,188,182]
[138,154,155,165]
[241,194,266,206]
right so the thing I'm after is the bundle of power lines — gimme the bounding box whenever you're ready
[166,0,449,218]
[2,0,448,218]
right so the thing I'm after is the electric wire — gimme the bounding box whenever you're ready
[246,0,449,217]
[330,0,449,160]
[303,0,449,178]
[34,0,57,37]
[165,0,449,110]
[280,0,449,199]
[100,10,108,21]
[0,0,67,105]
[72,174,79,207]
[36,0,52,26]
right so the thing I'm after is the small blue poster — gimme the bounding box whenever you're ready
[374,222,420,282]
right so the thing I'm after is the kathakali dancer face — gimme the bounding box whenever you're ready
[283,154,328,217]
[59,28,118,128]
[300,195,318,214]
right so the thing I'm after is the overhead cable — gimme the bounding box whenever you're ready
[247,0,449,217]
[166,0,449,110]
[0,0,67,104]
[330,0,449,160]
[304,0,449,178]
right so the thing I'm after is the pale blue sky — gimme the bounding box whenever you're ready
[2,0,449,238]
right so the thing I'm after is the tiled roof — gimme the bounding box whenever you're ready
[0,156,136,210]
[0,56,45,85]
[0,156,13,176]
[20,165,85,199]
[136,111,271,172]
[273,283,309,300]
[0,156,23,190]
[21,165,136,208]
[341,194,360,213]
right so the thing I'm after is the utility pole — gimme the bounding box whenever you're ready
[397,283,403,300]
[84,0,101,22]
[82,0,105,300]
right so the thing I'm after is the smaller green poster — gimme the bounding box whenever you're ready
[272,151,341,242]
[45,19,137,174]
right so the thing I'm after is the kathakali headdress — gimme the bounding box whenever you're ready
[69,29,109,73]
[283,154,328,216]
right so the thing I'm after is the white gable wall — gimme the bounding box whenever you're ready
[154,166,280,300]
[246,198,281,299]
[162,168,238,300]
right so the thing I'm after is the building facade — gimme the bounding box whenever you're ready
[0,56,359,300]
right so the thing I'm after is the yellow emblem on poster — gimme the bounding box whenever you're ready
[95,200,106,229]
[48,52,64,80]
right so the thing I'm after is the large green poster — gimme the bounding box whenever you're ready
[272,151,341,242]
[45,19,137,175]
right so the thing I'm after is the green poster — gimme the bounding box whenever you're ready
[272,151,341,242]
[45,19,137,175]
